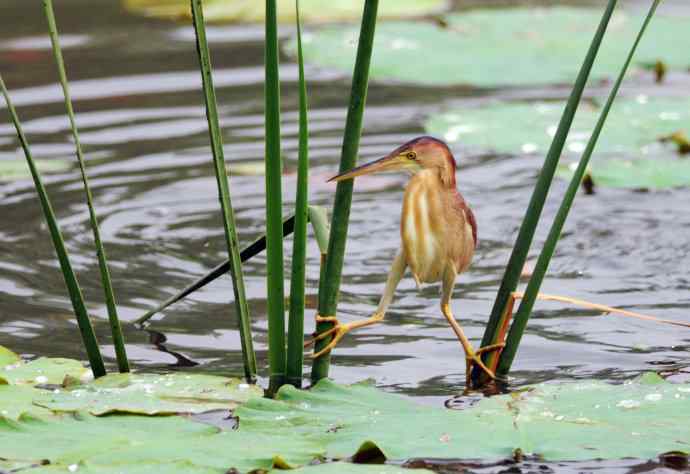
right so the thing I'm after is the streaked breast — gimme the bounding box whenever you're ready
[401,171,445,283]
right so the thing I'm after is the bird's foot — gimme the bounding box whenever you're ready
[305,316,350,359]
[305,312,384,359]
[304,315,337,348]
[464,343,505,387]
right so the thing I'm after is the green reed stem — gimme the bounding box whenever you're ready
[473,0,619,386]
[311,0,379,383]
[496,0,661,378]
[286,0,309,388]
[265,0,286,394]
[191,0,257,382]
[44,0,129,373]
[0,75,106,378]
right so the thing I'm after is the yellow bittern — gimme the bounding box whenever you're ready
[308,136,503,384]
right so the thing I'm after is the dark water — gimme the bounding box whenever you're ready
[1,0,689,416]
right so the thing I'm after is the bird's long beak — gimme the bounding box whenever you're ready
[328,153,406,182]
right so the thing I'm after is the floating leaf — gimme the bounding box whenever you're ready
[2,361,689,470]
[238,377,690,461]
[123,0,447,24]
[287,463,434,473]
[0,385,54,420]
[290,8,690,87]
[34,372,262,415]
[0,345,20,368]
[0,412,321,473]
[0,158,70,181]
[425,96,690,157]
[557,157,690,189]
[0,357,90,386]
[30,461,222,474]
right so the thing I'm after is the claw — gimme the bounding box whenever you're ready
[467,352,496,380]
[465,343,505,386]
[304,315,343,353]
[310,323,350,359]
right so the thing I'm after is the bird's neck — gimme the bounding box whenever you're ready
[407,166,456,193]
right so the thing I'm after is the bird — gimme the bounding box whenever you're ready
[307,136,503,385]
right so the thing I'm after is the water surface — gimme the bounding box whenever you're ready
[1,0,689,410]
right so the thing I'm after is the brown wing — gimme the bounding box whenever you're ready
[464,204,478,249]
[451,190,477,249]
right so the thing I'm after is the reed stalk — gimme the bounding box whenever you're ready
[264,0,286,394]
[44,0,129,373]
[0,76,106,377]
[286,0,310,388]
[191,0,257,382]
[496,0,661,378]
[311,0,379,383]
[473,0,619,385]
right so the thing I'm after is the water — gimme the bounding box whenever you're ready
[1,0,689,414]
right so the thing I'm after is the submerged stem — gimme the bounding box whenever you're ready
[496,0,662,378]
[1,75,105,377]
[286,0,310,388]
[474,0,619,385]
[191,0,257,382]
[44,0,129,373]
[264,0,287,394]
[311,0,379,383]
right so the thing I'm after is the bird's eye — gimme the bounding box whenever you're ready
[406,151,417,160]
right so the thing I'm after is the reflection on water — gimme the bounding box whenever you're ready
[0,0,689,412]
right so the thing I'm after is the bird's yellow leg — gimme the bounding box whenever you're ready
[308,251,407,359]
[441,267,503,387]
[441,303,499,386]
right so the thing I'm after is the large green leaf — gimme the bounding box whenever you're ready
[290,7,690,87]
[123,0,447,23]
[30,462,222,474]
[28,461,432,474]
[0,357,90,386]
[1,356,689,471]
[0,413,321,473]
[284,463,434,473]
[425,97,690,156]
[238,376,690,461]
[34,372,263,415]
[557,157,690,189]
[0,345,20,368]
[0,385,54,420]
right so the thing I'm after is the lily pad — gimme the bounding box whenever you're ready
[290,8,690,87]
[0,357,90,386]
[29,461,430,474]
[123,0,447,24]
[0,384,54,420]
[0,158,71,181]
[557,157,690,190]
[425,97,690,156]
[0,412,321,473]
[1,353,689,472]
[0,345,20,368]
[285,463,434,473]
[30,461,223,474]
[34,372,263,415]
[237,376,690,461]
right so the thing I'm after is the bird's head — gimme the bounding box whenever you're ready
[328,136,456,186]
